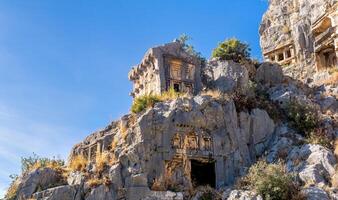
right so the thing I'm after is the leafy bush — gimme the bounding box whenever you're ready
[286,100,319,135]
[131,94,161,113]
[238,161,303,200]
[212,38,251,63]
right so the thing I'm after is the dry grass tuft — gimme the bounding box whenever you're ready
[95,151,109,173]
[69,155,88,172]
[111,137,118,150]
[4,179,19,200]
[151,176,166,191]
[321,70,338,86]
[334,139,338,159]
[200,90,223,99]
[87,178,103,188]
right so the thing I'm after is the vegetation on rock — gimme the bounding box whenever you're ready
[4,154,65,200]
[21,153,64,174]
[238,161,304,200]
[176,34,205,62]
[286,99,319,135]
[211,38,251,63]
[69,154,88,172]
[131,88,184,113]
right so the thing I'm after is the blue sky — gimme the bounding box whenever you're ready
[0,0,268,197]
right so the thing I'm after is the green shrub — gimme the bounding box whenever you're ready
[131,95,161,114]
[238,161,303,200]
[305,128,332,149]
[211,38,251,63]
[286,100,318,135]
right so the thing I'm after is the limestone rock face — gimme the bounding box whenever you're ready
[302,187,330,200]
[68,96,275,199]
[255,63,283,86]
[286,144,337,186]
[203,59,249,94]
[259,0,337,80]
[32,185,80,200]
[85,185,116,200]
[225,190,262,200]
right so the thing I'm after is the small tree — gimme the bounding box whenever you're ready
[212,38,251,63]
[176,34,205,62]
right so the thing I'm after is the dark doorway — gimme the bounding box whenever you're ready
[173,83,180,92]
[191,160,216,188]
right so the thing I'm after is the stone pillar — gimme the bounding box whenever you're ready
[335,37,338,67]
[283,50,288,60]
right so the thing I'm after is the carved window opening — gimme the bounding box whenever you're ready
[191,160,216,188]
[278,53,284,61]
[286,49,292,58]
[174,83,180,92]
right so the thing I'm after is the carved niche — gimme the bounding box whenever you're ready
[184,133,198,150]
[201,136,212,151]
[172,133,182,149]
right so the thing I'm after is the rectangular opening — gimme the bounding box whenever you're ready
[174,83,180,92]
[286,49,292,58]
[191,160,216,188]
[278,53,284,61]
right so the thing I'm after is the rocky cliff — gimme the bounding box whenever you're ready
[3,1,338,199]
[260,0,337,82]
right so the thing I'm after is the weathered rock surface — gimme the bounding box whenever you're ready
[259,0,337,80]
[255,63,283,86]
[224,190,262,200]
[16,168,64,200]
[85,185,116,200]
[302,187,330,200]
[67,96,276,199]
[203,59,249,94]
[32,185,80,200]
[286,144,337,186]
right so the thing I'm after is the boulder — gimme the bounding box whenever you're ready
[255,63,283,86]
[302,187,330,200]
[286,144,337,186]
[143,191,184,200]
[203,59,249,94]
[85,185,116,200]
[224,190,262,200]
[109,164,123,189]
[17,168,64,200]
[32,185,80,200]
[67,171,85,186]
